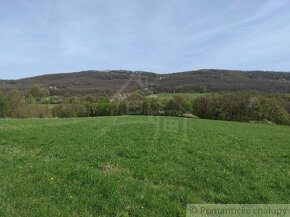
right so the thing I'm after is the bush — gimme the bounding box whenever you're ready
[118,100,129,115]
[1,87,289,126]
[52,104,76,118]
[26,84,48,103]
[193,96,211,118]
[165,96,192,116]
[27,104,52,118]
[0,91,10,117]
[193,92,290,125]
[7,90,29,118]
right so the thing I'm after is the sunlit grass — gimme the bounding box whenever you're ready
[0,116,289,216]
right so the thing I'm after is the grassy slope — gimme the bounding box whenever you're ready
[0,116,289,217]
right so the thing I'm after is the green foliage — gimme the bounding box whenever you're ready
[248,97,289,125]
[1,87,289,126]
[118,100,129,115]
[26,104,52,118]
[0,91,10,117]
[47,96,64,104]
[141,97,150,115]
[7,90,29,118]
[148,97,164,115]
[0,90,52,119]
[135,89,143,95]
[192,96,211,118]
[52,96,115,118]
[25,94,37,104]
[165,95,192,116]
[27,84,48,103]
[52,103,79,118]
[110,100,119,116]
[0,116,289,216]
[193,92,290,125]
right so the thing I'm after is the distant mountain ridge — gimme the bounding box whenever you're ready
[1,69,290,96]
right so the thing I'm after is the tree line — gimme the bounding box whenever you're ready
[0,85,289,126]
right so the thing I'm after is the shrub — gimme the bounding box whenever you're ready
[52,104,76,118]
[27,104,52,118]
[7,90,29,118]
[0,91,10,117]
[26,84,48,103]
[118,100,129,115]
[192,92,290,125]
[193,96,211,118]
[165,96,192,116]
[2,87,289,126]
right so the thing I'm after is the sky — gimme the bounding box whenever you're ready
[0,0,290,79]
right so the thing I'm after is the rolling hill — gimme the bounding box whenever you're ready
[1,69,290,96]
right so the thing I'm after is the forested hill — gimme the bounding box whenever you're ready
[1,69,290,96]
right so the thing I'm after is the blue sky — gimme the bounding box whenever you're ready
[0,0,290,79]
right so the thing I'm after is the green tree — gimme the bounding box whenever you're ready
[193,96,211,118]
[0,91,10,117]
[27,84,47,103]
[118,100,129,115]
[142,97,150,115]
[26,94,37,104]
[8,90,28,118]
[165,96,192,116]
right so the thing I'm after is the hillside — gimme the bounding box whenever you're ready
[1,69,290,96]
[0,116,289,216]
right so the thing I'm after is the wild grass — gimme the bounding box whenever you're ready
[0,116,289,216]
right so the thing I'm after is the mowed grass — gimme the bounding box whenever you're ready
[0,116,289,217]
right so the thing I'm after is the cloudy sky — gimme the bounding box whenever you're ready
[0,0,290,79]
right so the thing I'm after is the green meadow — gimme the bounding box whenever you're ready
[0,116,289,216]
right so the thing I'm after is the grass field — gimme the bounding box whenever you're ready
[0,116,289,216]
